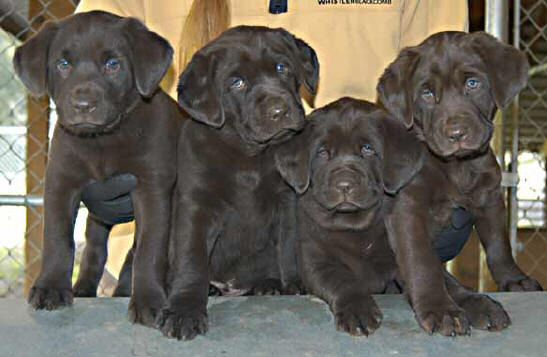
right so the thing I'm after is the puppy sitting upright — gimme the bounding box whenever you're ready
[14,11,182,326]
[275,98,423,336]
[157,26,319,340]
[377,31,542,336]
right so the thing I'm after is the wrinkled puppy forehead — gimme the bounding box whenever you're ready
[410,32,488,81]
[49,11,131,59]
[201,25,303,64]
[212,25,295,49]
[309,98,385,143]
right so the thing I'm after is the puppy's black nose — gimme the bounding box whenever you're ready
[265,98,289,121]
[446,126,467,142]
[70,85,100,114]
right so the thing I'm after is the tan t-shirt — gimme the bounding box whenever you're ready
[77,0,468,104]
[75,0,468,277]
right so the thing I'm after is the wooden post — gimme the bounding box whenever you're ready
[447,232,480,291]
[24,0,75,296]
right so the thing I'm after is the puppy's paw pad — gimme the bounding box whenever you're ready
[334,300,383,336]
[156,307,208,340]
[28,286,73,310]
[459,294,510,331]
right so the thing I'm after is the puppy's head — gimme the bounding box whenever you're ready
[275,98,424,230]
[13,11,173,136]
[177,26,319,147]
[377,31,529,159]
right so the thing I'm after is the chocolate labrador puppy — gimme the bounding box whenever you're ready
[13,11,183,326]
[377,31,542,335]
[275,98,421,336]
[155,26,319,340]
[276,97,514,336]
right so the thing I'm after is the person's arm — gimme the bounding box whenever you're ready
[75,0,145,20]
[400,0,468,49]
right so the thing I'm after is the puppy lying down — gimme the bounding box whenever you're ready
[277,98,513,337]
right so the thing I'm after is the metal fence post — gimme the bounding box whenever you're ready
[481,0,511,292]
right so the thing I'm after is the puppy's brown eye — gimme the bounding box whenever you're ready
[361,144,375,156]
[105,58,121,74]
[230,77,246,90]
[421,88,435,102]
[317,147,329,160]
[56,59,72,74]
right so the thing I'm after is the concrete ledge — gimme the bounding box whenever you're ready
[1,293,546,356]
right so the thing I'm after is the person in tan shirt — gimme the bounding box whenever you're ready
[75,0,468,281]
[77,0,468,104]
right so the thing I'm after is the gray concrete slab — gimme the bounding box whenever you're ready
[0,293,546,356]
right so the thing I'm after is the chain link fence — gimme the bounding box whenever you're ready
[0,0,545,298]
[511,0,547,287]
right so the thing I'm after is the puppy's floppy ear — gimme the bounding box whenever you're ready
[381,113,425,195]
[279,30,320,106]
[293,37,320,96]
[471,32,529,109]
[275,125,313,194]
[13,21,58,97]
[376,48,418,129]
[123,17,173,97]
[177,52,225,128]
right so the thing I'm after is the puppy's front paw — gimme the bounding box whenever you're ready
[415,303,470,336]
[501,277,543,292]
[282,280,306,295]
[251,278,283,296]
[156,305,208,340]
[73,280,98,297]
[28,286,73,310]
[458,294,510,331]
[128,289,166,327]
[334,296,382,336]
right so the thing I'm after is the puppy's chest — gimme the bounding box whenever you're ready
[430,165,497,226]
[66,128,160,179]
[230,165,286,218]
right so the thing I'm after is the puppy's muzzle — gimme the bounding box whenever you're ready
[333,170,359,195]
[264,97,290,122]
[444,118,469,143]
[70,83,101,115]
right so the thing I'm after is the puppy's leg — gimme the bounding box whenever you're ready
[385,203,470,336]
[244,250,283,296]
[73,215,112,297]
[301,241,382,336]
[156,197,209,340]
[112,246,134,297]
[127,185,171,327]
[444,269,510,331]
[276,193,304,295]
[28,173,81,310]
[474,194,542,291]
